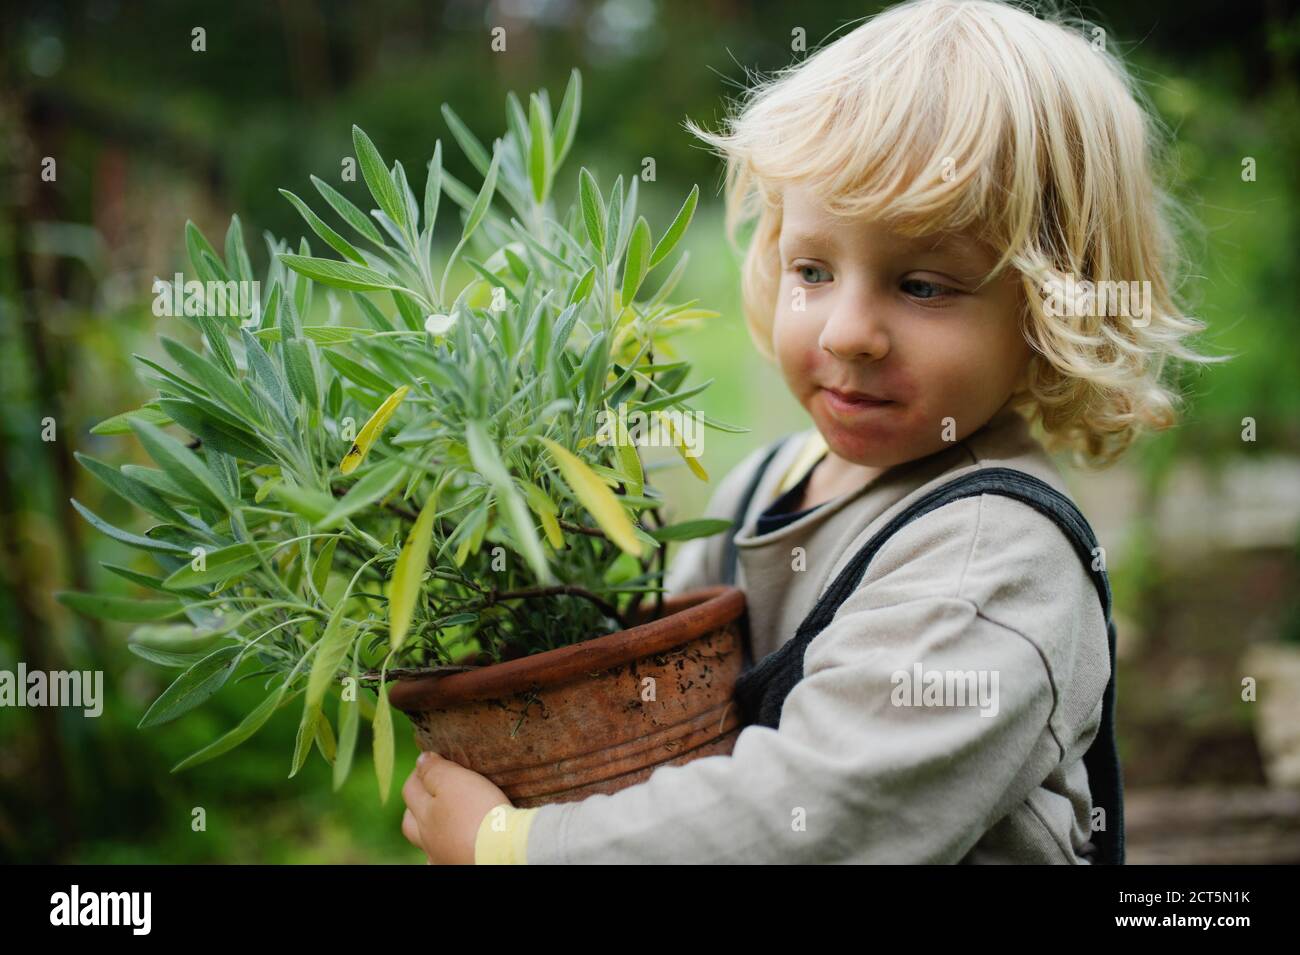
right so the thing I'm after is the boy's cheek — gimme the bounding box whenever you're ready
[771,314,822,398]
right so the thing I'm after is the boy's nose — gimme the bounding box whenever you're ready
[817,291,890,361]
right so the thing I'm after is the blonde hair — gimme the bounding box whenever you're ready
[685,0,1222,466]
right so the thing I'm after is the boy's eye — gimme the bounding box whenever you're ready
[795,264,831,284]
[900,278,954,300]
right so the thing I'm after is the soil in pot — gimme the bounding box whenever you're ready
[387,585,748,807]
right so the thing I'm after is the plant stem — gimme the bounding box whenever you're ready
[486,584,622,628]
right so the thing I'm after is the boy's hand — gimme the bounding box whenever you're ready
[401,750,512,864]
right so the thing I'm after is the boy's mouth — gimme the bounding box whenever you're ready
[820,386,896,415]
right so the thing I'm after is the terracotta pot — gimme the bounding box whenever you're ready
[388,585,747,807]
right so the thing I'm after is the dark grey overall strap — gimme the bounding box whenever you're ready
[731,465,1125,865]
[721,435,793,588]
[721,435,794,670]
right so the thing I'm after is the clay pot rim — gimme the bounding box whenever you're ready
[387,585,745,711]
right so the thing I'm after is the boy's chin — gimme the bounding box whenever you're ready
[812,418,907,469]
[810,408,944,471]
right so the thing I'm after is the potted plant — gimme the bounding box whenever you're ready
[58,70,749,805]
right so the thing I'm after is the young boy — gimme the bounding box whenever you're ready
[400,0,1214,863]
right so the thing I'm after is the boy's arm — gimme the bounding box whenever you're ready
[516,596,1057,863]
[505,495,1101,864]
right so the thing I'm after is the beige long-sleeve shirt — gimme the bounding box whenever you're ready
[518,405,1110,863]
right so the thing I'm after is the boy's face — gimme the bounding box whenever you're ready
[773,183,1032,469]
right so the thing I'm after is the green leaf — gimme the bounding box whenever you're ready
[620,216,652,304]
[129,623,221,653]
[282,338,320,407]
[270,482,336,524]
[649,184,699,269]
[291,708,323,777]
[156,399,277,465]
[320,458,406,530]
[352,125,409,236]
[74,452,193,528]
[568,265,596,307]
[254,324,375,346]
[297,638,348,772]
[604,176,623,262]
[102,563,180,594]
[333,654,360,790]
[160,337,261,425]
[388,489,438,651]
[173,685,301,773]
[70,498,191,555]
[138,644,241,728]
[280,189,366,264]
[277,254,407,294]
[421,141,442,262]
[635,378,714,414]
[295,555,369,778]
[322,350,392,393]
[579,168,605,257]
[55,591,185,622]
[199,315,239,378]
[462,144,503,243]
[128,644,209,669]
[353,293,395,331]
[186,220,229,284]
[224,214,254,285]
[466,421,550,584]
[373,682,394,803]
[311,536,339,597]
[90,406,173,436]
[438,167,480,213]
[440,103,492,177]
[240,328,292,416]
[305,614,354,713]
[648,518,734,542]
[393,159,419,238]
[552,68,582,169]
[162,541,271,590]
[528,92,552,204]
[616,439,644,497]
[311,174,384,245]
[129,419,232,512]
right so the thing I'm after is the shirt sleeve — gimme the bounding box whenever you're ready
[475,805,541,864]
[524,592,1061,863]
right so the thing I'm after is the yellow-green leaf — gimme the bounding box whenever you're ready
[616,439,643,497]
[339,385,409,475]
[388,489,438,651]
[373,682,394,803]
[523,481,563,549]
[311,537,339,597]
[538,437,642,557]
[314,709,337,764]
[658,411,708,481]
[254,476,281,504]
